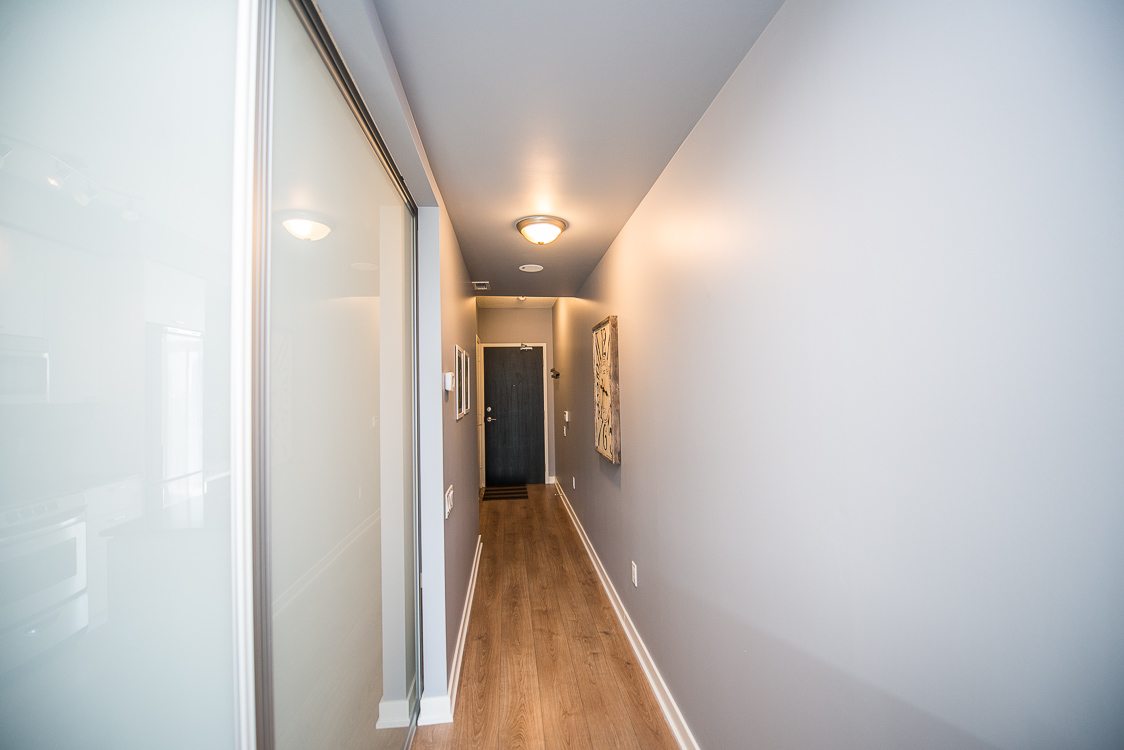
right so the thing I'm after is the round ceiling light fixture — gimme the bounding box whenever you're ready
[518,264,544,273]
[282,217,332,241]
[277,210,332,242]
[515,215,568,245]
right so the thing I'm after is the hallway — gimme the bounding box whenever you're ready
[5,2,1123,747]
[413,485,677,750]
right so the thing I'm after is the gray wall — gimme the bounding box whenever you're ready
[552,1,1124,748]
[439,210,480,667]
[477,307,556,479]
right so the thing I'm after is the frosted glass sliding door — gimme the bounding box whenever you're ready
[0,0,244,747]
[266,3,418,749]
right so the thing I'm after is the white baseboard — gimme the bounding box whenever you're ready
[417,694,453,726]
[448,534,483,715]
[546,474,557,485]
[375,699,409,729]
[553,482,701,750]
[375,675,416,729]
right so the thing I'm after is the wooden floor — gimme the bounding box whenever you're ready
[412,484,677,750]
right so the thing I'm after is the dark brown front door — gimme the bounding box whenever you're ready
[483,346,545,486]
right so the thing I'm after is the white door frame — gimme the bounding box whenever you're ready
[475,336,485,488]
[479,343,550,485]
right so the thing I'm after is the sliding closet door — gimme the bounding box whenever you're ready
[0,1,244,747]
[267,3,418,748]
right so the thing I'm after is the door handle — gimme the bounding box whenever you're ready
[486,416,498,423]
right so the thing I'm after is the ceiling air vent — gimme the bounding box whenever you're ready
[471,280,491,291]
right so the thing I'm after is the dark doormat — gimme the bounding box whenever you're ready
[482,485,529,501]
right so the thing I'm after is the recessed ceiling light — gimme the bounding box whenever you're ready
[515,215,568,245]
[517,296,527,302]
[518,264,544,273]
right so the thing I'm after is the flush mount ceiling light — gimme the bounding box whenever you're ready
[281,216,332,241]
[515,215,568,245]
[518,264,544,273]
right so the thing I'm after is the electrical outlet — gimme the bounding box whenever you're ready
[572,476,576,490]
[563,424,568,437]
[444,485,454,519]
[631,561,638,587]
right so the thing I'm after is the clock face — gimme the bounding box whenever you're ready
[592,318,618,462]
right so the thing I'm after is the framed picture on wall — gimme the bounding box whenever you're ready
[455,345,471,420]
[592,315,620,464]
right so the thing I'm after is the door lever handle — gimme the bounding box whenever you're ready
[486,416,498,423]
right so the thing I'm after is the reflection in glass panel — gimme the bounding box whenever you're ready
[0,0,239,747]
[268,4,417,749]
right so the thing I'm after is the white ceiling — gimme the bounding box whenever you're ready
[370,0,783,296]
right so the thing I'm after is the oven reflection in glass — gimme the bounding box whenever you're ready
[0,495,88,673]
[0,325,210,670]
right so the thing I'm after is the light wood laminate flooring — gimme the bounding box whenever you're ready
[412,484,677,750]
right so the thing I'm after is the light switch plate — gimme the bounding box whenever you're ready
[444,485,454,519]
[443,372,455,392]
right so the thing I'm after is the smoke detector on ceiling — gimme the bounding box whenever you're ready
[471,280,491,291]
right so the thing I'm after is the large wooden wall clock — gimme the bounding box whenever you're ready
[592,315,621,464]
